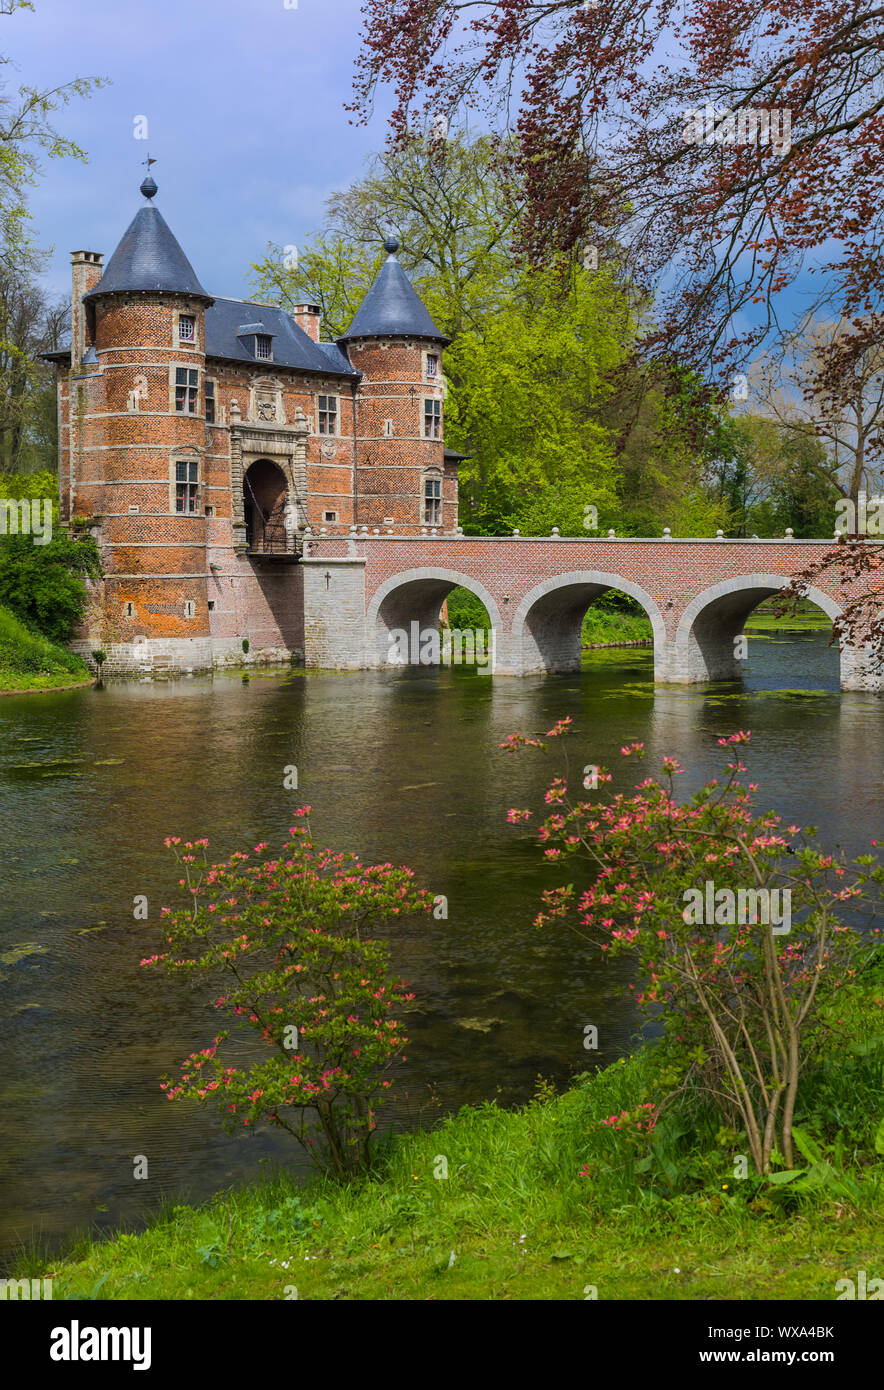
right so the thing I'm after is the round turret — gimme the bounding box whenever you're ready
[340,238,454,532]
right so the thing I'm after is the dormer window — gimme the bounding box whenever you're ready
[236,322,275,362]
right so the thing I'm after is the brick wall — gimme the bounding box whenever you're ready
[346,338,452,532]
[54,242,466,668]
[301,535,884,690]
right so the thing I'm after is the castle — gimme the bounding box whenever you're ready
[49,178,877,689]
[46,175,460,672]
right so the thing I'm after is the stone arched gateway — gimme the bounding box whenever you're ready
[242,458,290,554]
[510,571,667,676]
[671,573,845,683]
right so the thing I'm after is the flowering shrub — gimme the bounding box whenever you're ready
[142,814,432,1178]
[502,720,884,1175]
[578,1102,660,1177]
[601,1102,658,1134]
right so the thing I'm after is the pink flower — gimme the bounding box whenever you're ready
[546,717,572,738]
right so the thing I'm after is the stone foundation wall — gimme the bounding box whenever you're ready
[70,635,295,676]
[301,556,367,668]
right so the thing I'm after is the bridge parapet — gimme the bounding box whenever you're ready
[300,535,883,691]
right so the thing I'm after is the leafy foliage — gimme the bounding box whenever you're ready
[0,600,86,676]
[503,721,884,1174]
[350,1,884,410]
[252,131,733,536]
[144,821,432,1179]
[0,530,101,642]
[780,538,884,658]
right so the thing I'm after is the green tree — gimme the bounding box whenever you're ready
[253,133,522,336]
[601,363,729,536]
[0,3,104,477]
[251,130,731,537]
[447,259,626,535]
[0,265,68,472]
[0,530,101,642]
[707,415,841,538]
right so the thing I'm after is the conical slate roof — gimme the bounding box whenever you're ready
[85,179,211,303]
[340,238,449,345]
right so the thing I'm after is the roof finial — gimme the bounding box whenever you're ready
[383,234,399,257]
[140,154,157,200]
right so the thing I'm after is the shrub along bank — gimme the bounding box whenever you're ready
[0,602,89,691]
[24,942,884,1301]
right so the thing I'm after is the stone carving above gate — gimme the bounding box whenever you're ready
[248,375,285,426]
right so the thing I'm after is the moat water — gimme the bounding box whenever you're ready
[1,629,881,1256]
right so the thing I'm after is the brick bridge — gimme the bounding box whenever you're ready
[299,535,883,691]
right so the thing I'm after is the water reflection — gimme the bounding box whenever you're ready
[0,630,879,1255]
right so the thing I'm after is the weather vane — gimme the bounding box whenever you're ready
[142,153,157,171]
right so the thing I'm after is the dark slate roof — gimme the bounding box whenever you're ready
[313,338,357,374]
[340,249,449,345]
[84,204,211,303]
[206,298,359,377]
[41,302,360,378]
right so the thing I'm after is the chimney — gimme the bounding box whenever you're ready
[293,303,321,342]
[71,251,103,365]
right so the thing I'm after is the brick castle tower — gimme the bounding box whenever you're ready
[47,179,459,674]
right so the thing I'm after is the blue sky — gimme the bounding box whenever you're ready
[6,0,391,304]
[6,0,820,351]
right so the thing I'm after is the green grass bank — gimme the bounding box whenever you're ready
[445,587,831,654]
[0,603,90,693]
[22,947,884,1302]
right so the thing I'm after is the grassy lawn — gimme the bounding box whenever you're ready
[0,603,90,693]
[579,599,833,646]
[745,600,832,632]
[445,591,831,651]
[0,669,92,693]
[25,944,884,1302]
[36,1187,879,1302]
[582,606,652,645]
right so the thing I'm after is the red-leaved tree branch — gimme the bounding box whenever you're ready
[350,1,884,402]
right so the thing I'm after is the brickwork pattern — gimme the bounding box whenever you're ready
[55,237,463,663]
[59,224,880,690]
[301,535,884,690]
[346,339,454,531]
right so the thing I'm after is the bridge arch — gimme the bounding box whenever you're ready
[672,573,844,683]
[511,571,667,676]
[366,567,504,668]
